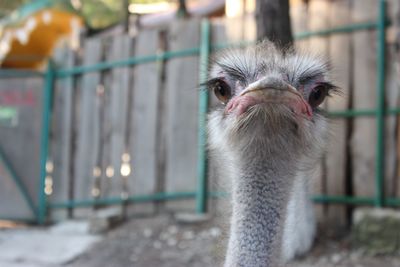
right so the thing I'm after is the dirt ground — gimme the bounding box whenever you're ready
[66,214,400,267]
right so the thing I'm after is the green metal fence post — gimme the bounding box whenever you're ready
[37,61,55,224]
[196,19,211,213]
[375,0,386,207]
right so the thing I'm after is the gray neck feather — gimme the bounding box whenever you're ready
[225,150,296,267]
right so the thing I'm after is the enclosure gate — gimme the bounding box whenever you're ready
[0,0,397,224]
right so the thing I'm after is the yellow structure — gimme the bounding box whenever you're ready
[0,3,83,69]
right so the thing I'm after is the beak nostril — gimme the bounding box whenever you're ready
[225,89,313,119]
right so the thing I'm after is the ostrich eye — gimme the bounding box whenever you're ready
[213,80,232,104]
[308,85,328,108]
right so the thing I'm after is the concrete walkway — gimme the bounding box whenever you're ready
[0,221,101,267]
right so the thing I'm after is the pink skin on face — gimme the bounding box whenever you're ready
[225,94,313,119]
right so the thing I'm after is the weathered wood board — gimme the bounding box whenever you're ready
[351,0,377,198]
[326,0,351,228]
[73,39,103,201]
[164,19,201,210]
[385,0,400,197]
[291,0,309,50]
[98,40,113,199]
[128,29,161,214]
[50,46,76,220]
[308,0,331,222]
[101,35,132,198]
[224,15,255,43]
[385,45,399,197]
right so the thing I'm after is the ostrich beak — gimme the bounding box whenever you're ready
[226,79,312,118]
[239,78,300,98]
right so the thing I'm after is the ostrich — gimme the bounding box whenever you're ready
[207,41,336,267]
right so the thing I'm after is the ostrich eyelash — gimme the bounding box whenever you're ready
[317,82,341,97]
[299,75,341,97]
[216,62,248,84]
[201,78,226,91]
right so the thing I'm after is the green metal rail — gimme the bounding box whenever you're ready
[294,20,389,40]
[0,0,395,223]
[49,192,400,209]
[50,192,197,209]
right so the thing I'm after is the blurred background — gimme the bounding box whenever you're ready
[0,0,400,266]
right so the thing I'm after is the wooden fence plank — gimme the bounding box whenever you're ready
[351,0,377,198]
[308,0,330,223]
[165,19,201,211]
[97,97,109,196]
[50,46,75,220]
[103,35,132,198]
[98,40,113,198]
[73,39,103,203]
[224,17,245,42]
[385,46,400,197]
[128,29,161,214]
[224,15,255,43]
[291,0,309,50]
[384,0,400,197]
[326,0,351,228]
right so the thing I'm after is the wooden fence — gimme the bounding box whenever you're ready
[292,0,400,228]
[50,19,201,218]
[1,0,400,228]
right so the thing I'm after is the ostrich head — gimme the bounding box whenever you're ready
[206,41,337,267]
[208,41,336,161]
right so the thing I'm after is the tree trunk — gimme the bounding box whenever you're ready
[256,0,293,48]
[177,0,189,18]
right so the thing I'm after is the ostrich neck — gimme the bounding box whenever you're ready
[225,149,296,267]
